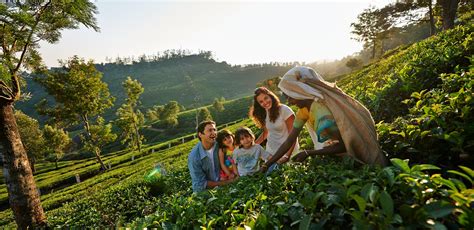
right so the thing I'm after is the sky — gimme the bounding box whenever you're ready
[39,0,392,67]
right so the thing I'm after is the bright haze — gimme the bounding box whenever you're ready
[39,0,391,67]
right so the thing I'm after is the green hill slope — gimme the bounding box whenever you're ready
[16,54,291,121]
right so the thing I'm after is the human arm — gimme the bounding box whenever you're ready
[260,126,302,172]
[292,132,346,162]
[277,114,297,164]
[255,127,268,145]
[218,148,233,177]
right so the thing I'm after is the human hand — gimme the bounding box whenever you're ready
[259,163,269,173]
[292,151,309,162]
[277,155,289,164]
[228,173,236,180]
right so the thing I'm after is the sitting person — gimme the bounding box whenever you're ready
[260,66,386,173]
[188,120,236,193]
[216,129,238,180]
[232,127,271,176]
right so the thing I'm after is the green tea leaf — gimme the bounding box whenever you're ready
[380,191,394,217]
[351,194,366,212]
[391,158,410,173]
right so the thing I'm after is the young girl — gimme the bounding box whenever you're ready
[216,130,238,180]
[232,127,271,176]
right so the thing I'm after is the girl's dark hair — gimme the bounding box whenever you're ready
[216,129,234,150]
[249,87,281,128]
[234,126,255,146]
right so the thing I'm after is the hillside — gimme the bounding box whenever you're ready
[16,54,292,121]
[1,25,472,228]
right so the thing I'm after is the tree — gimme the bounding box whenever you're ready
[0,1,98,227]
[345,58,363,71]
[36,56,114,170]
[160,101,180,127]
[212,98,225,112]
[42,125,71,170]
[14,110,45,173]
[439,0,460,30]
[115,77,145,152]
[81,116,117,169]
[198,107,213,122]
[351,6,393,59]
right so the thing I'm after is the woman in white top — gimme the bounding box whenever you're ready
[250,87,299,164]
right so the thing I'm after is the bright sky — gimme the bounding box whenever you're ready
[39,0,392,67]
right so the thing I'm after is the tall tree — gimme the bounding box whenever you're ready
[351,7,393,59]
[14,110,45,173]
[81,116,117,169]
[212,98,225,112]
[0,1,98,227]
[36,56,114,170]
[42,125,71,170]
[159,101,180,128]
[115,77,145,152]
[439,0,460,30]
[198,107,213,122]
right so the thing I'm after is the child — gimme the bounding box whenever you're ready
[216,130,238,180]
[233,126,271,176]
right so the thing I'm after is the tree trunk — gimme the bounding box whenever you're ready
[0,102,46,229]
[440,0,459,30]
[133,122,141,153]
[28,157,36,174]
[371,40,377,59]
[94,148,107,171]
[428,0,436,35]
[81,114,106,171]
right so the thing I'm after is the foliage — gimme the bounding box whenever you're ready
[81,116,117,164]
[339,24,473,122]
[351,6,393,58]
[159,101,181,128]
[67,158,473,229]
[377,62,473,166]
[14,110,45,163]
[212,97,225,112]
[42,125,72,169]
[115,77,145,152]
[345,58,363,71]
[197,107,213,123]
[35,55,115,128]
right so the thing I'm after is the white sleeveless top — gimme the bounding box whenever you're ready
[265,104,299,155]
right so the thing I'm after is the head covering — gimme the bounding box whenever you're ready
[277,66,387,166]
[278,66,328,101]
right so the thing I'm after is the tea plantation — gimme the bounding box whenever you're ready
[0,25,473,228]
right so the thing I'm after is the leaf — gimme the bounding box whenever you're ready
[298,215,311,230]
[459,166,474,178]
[379,191,394,217]
[351,195,366,212]
[411,164,440,172]
[390,158,410,173]
[425,201,455,218]
[447,170,473,185]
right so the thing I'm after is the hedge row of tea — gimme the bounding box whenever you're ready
[46,158,473,229]
[337,25,473,167]
[0,120,252,226]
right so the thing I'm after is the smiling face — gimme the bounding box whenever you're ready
[222,135,234,149]
[256,93,273,111]
[199,123,217,147]
[239,134,254,149]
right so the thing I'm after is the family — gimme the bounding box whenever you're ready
[188,66,387,192]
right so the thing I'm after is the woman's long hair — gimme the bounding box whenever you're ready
[249,87,281,128]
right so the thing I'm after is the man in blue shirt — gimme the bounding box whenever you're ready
[188,120,236,192]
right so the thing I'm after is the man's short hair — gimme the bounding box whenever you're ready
[197,120,216,141]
